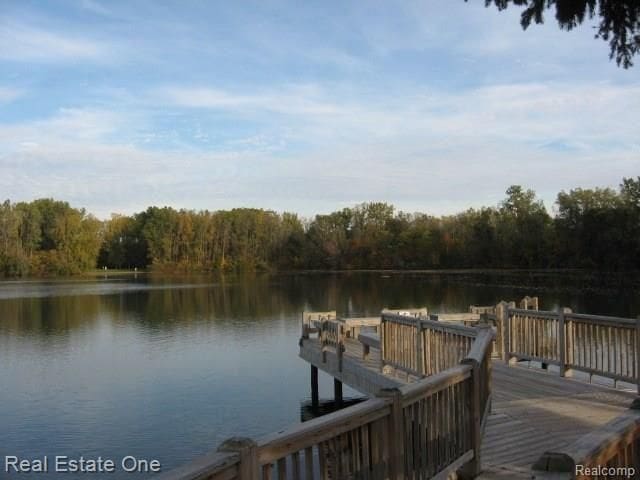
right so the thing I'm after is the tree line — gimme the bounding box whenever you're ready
[0,178,638,277]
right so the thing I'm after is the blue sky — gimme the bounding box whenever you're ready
[1,0,638,218]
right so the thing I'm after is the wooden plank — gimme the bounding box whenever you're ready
[341,317,381,327]
[398,364,472,406]
[567,312,637,327]
[257,398,391,464]
[535,409,640,471]
[433,313,481,322]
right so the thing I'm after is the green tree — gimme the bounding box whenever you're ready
[473,1,640,67]
[496,186,551,267]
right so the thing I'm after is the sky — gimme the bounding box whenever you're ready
[1,0,638,219]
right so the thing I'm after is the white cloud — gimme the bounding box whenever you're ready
[0,22,110,62]
[157,81,640,154]
[1,80,638,218]
[79,0,111,16]
[159,84,347,116]
[0,108,123,154]
[0,87,23,103]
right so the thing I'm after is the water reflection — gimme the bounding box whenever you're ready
[300,397,366,422]
[2,272,638,338]
[0,271,638,478]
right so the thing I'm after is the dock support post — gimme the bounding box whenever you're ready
[311,365,319,409]
[334,378,343,407]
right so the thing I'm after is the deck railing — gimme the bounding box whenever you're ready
[380,312,477,379]
[502,307,640,392]
[301,311,346,370]
[159,314,494,480]
[301,311,337,340]
[564,312,639,386]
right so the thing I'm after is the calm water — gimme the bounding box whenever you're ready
[1,271,638,478]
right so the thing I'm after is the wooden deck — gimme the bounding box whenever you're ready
[161,304,640,480]
[299,336,637,479]
[481,362,635,479]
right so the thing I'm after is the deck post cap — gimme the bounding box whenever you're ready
[531,451,575,473]
[460,357,480,367]
[217,437,257,453]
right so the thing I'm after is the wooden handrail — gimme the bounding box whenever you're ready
[257,397,391,464]
[398,363,472,405]
[301,311,336,340]
[381,312,477,379]
[566,311,636,327]
[505,307,640,392]
[508,308,558,319]
[463,326,494,364]
[162,309,496,480]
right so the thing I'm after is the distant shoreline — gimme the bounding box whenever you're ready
[1,267,637,284]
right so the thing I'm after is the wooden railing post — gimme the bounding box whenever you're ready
[300,313,307,340]
[506,301,516,366]
[501,302,510,364]
[217,437,258,480]
[460,357,482,478]
[320,320,327,363]
[564,308,574,378]
[380,315,386,373]
[558,308,566,377]
[416,320,424,377]
[378,387,405,480]
[338,324,344,372]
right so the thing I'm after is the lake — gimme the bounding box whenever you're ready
[1,271,638,478]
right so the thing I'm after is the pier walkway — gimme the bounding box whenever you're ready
[300,329,636,479]
[160,299,640,480]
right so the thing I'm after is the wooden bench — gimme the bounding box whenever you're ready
[358,331,380,360]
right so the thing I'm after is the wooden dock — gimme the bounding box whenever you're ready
[159,299,640,480]
[299,329,636,479]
